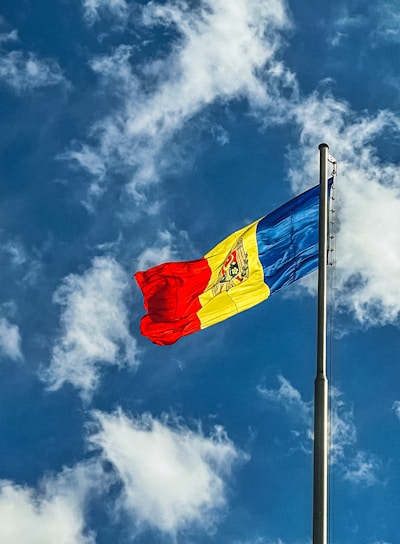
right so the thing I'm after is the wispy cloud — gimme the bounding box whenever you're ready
[134,228,193,271]
[1,238,27,267]
[257,375,312,424]
[328,6,366,47]
[0,316,22,361]
[89,409,246,537]
[82,0,129,25]
[392,400,400,420]
[328,387,357,464]
[65,0,293,202]
[0,236,43,286]
[136,238,176,272]
[0,50,65,93]
[340,450,382,487]
[0,17,66,93]
[0,27,18,45]
[370,1,400,44]
[258,375,313,455]
[0,461,104,544]
[259,376,382,486]
[330,388,382,486]
[42,256,138,400]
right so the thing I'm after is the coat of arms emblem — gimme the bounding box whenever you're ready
[211,237,249,296]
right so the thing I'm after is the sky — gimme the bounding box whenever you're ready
[1,1,400,543]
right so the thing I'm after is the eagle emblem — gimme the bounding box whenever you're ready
[211,237,249,296]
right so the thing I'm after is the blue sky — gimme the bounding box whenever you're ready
[1,1,400,543]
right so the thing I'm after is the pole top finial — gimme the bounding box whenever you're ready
[318,143,329,150]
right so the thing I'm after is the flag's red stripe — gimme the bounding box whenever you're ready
[134,258,212,345]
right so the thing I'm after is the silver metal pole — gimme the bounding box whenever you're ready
[313,143,329,544]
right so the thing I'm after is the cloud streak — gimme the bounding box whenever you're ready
[257,375,312,424]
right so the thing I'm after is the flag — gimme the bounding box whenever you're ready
[134,181,332,346]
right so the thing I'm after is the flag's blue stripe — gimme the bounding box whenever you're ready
[256,180,333,294]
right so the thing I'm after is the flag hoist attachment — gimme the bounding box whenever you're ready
[313,143,336,544]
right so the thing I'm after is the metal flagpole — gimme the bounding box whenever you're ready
[313,143,330,544]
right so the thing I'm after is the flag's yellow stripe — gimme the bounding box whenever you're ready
[197,220,270,330]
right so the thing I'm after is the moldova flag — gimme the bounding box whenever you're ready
[134,181,332,346]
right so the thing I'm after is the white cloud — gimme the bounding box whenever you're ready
[0,50,65,93]
[328,6,366,47]
[211,124,230,146]
[43,256,138,399]
[1,239,27,266]
[134,228,191,271]
[136,243,175,272]
[392,400,400,419]
[138,0,290,123]
[60,144,107,196]
[0,28,18,44]
[0,16,65,93]
[289,93,400,329]
[330,389,381,485]
[370,1,400,44]
[328,387,357,464]
[66,0,293,200]
[0,236,43,287]
[89,410,245,536]
[257,375,312,423]
[258,376,313,455]
[0,462,103,544]
[341,451,381,487]
[82,0,129,25]
[0,317,23,361]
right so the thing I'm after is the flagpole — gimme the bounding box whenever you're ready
[313,143,329,544]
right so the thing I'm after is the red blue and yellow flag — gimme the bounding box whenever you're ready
[134,182,332,345]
